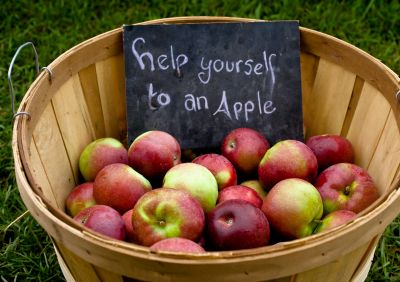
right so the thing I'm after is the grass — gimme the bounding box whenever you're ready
[1,0,399,281]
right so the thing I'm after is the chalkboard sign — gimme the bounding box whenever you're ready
[123,21,303,149]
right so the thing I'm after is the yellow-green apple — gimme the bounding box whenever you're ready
[122,209,136,242]
[258,140,318,190]
[162,163,218,212]
[192,153,237,190]
[306,134,355,171]
[128,130,181,183]
[221,128,270,176]
[314,163,379,214]
[262,178,323,239]
[132,188,205,247]
[206,199,270,250]
[217,185,263,209]
[79,137,129,181]
[65,182,96,217]
[73,205,125,240]
[149,237,205,253]
[314,210,356,233]
[93,163,152,214]
[240,179,267,198]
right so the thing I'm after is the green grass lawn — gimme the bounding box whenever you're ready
[1,0,399,281]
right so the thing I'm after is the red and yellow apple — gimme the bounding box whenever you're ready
[306,134,355,171]
[240,179,267,198]
[93,163,152,214]
[192,153,237,190]
[163,163,218,212]
[314,210,356,233]
[262,178,323,239]
[258,139,318,190]
[221,128,270,176]
[314,163,380,214]
[65,182,96,217]
[128,130,181,182]
[79,137,128,181]
[73,204,125,240]
[217,185,263,209]
[122,209,136,242]
[207,199,270,250]
[132,188,205,247]
[149,237,205,253]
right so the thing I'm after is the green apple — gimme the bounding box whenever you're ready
[262,178,323,239]
[163,163,218,212]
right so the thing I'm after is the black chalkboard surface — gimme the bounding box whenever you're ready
[123,21,303,149]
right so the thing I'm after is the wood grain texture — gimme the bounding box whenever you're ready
[305,58,356,137]
[51,75,94,184]
[291,239,375,282]
[300,51,319,138]
[346,82,391,170]
[32,103,76,209]
[78,64,106,139]
[368,109,400,194]
[96,54,127,143]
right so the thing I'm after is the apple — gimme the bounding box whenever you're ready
[207,199,270,250]
[93,163,152,214]
[262,178,323,239]
[65,182,96,217]
[240,179,267,198]
[314,210,356,233]
[221,128,270,176]
[217,185,263,209]
[128,130,181,183]
[132,188,205,247]
[306,134,355,171]
[79,137,129,181]
[122,209,136,242]
[314,163,380,214]
[149,238,205,253]
[162,163,218,212]
[258,139,318,190]
[192,153,237,190]
[73,205,125,240]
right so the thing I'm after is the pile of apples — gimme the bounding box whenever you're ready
[66,128,380,253]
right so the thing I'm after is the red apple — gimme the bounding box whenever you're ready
[93,163,152,214]
[162,163,218,213]
[79,137,128,181]
[122,209,136,242]
[306,134,355,171]
[132,188,205,247]
[314,210,356,233]
[217,185,263,209]
[240,179,267,198]
[258,139,318,190]
[192,153,237,190]
[65,182,96,217]
[128,130,181,182]
[314,163,380,214]
[262,178,323,239]
[149,238,205,253]
[207,199,270,250]
[73,205,125,240]
[221,128,270,175]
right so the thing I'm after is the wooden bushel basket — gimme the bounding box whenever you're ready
[12,16,400,282]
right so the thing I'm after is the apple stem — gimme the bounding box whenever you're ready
[343,185,351,196]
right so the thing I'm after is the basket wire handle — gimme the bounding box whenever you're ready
[396,90,400,103]
[8,42,40,120]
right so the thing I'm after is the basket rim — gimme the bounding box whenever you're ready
[12,15,400,264]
